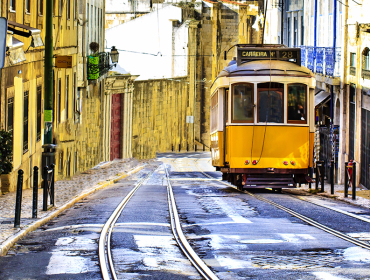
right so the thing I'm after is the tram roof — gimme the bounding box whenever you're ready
[217,60,314,78]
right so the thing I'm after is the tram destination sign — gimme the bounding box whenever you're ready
[237,47,301,66]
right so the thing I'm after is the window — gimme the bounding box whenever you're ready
[287,84,307,123]
[7,98,14,162]
[301,15,304,46]
[58,78,61,123]
[59,0,62,16]
[23,91,29,153]
[10,0,16,11]
[53,0,55,15]
[225,89,229,123]
[59,151,63,173]
[39,0,43,15]
[37,86,42,141]
[73,73,76,122]
[350,52,357,67]
[75,0,78,20]
[232,83,254,123]
[66,75,69,119]
[25,0,31,13]
[66,0,70,19]
[258,83,284,123]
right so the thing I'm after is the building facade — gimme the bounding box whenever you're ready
[0,0,112,193]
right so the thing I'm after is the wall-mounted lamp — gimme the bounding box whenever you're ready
[110,46,119,64]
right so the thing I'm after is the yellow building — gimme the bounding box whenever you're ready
[0,0,110,193]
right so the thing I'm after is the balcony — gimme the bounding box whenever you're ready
[87,52,111,81]
[362,69,370,80]
[300,46,341,78]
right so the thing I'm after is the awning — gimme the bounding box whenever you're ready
[315,90,331,107]
[7,20,43,47]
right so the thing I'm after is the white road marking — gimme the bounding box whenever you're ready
[211,197,252,224]
[279,234,316,243]
[239,239,285,244]
[343,247,370,263]
[312,272,352,280]
[45,222,170,232]
[46,234,99,275]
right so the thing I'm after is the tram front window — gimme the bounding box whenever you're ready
[258,82,284,123]
[288,84,307,123]
[232,83,254,122]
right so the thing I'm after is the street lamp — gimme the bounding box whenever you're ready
[110,46,119,64]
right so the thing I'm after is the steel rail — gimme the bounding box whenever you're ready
[192,160,370,251]
[164,164,219,280]
[99,169,155,280]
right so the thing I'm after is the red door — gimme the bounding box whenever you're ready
[110,94,121,161]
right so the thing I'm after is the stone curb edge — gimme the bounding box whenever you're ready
[0,164,146,256]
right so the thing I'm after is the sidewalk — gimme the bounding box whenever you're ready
[0,158,150,256]
[293,182,370,209]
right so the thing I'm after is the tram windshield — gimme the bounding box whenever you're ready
[258,82,284,123]
[232,83,254,122]
[287,84,307,123]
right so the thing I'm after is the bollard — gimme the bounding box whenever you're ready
[32,166,39,218]
[352,162,356,200]
[344,161,348,198]
[309,167,313,189]
[172,145,174,152]
[50,164,55,206]
[195,144,197,152]
[320,161,325,192]
[179,144,181,152]
[330,160,334,195]
[14,170,24,228]
[43,166,49,211]
[315,164,319,190]
[187,144,189,152]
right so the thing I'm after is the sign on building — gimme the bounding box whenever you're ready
[186,116,194,123]
[55,55,72,68]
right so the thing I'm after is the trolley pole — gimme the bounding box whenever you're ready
[43,0,53,145]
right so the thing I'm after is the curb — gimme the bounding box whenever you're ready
[0,164,146,256]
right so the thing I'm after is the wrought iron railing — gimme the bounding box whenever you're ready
[300,46,341,77]
[87,52,111,80]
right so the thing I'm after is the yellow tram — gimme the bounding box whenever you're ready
[210,45,316,190]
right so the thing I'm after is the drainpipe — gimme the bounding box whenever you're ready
[330,0,337,124]
[314,0,317,50]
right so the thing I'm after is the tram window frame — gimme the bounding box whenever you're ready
[257,82,284,124]
[210,91,219,133]
[231,83,254,123]
[287,83,308,124]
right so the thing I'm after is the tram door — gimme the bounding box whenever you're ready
[224,89,229,165]
[349,84,356,161]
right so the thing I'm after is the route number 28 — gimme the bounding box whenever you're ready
[281,51,295,59]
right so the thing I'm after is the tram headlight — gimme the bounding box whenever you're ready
[290,161,296,166]
[283,161,289,166]
[244,160,250,165]
[252,160,257,165]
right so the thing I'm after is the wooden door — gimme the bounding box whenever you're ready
[110,94,121,161]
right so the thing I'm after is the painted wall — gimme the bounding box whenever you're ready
[105,5,188,80]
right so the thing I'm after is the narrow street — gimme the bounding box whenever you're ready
[1,153,370,279]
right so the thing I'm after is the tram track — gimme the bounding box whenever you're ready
[99,169,156,280]
[164,164,219,280]
[192,159,370,251]
[99,162,219,280]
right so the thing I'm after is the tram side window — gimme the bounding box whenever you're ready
[232,84,254,122]
[257,82,284,123]
[288,84,307,123]
[211,92,218,132]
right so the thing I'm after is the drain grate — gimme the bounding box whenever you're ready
[251,253,342,269]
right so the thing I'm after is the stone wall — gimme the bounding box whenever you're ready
[132,78,190,159]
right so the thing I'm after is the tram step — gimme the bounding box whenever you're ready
[244,177,295,188]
